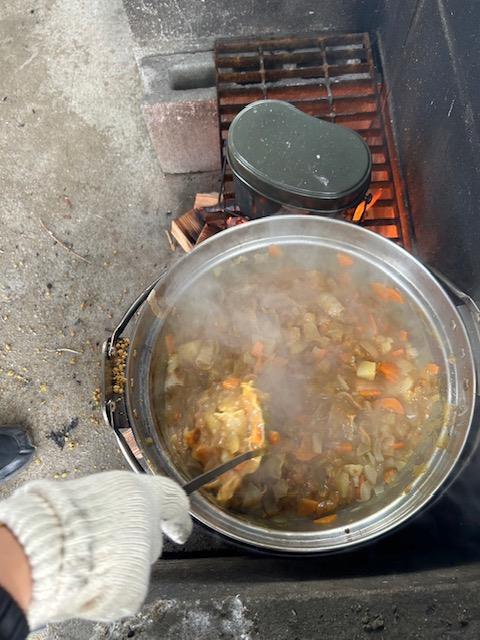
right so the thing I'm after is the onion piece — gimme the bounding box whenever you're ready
[165,355,184,389]
[359,426,372,448]
[343,464,363,487]
[290,341,307,355]
[406,345,419,359]
[373,484,385,496]
[177,340,201,365]
[336,471,350,498]
[257,454,285,481]
[359,480,373,502]
[195,341,216,370]
[241,483,264,508]
[303,313,321,342]
[390,375,414,396]
[384,456,397,469]
[375,335,393,354]
[382,435,395,457]
[336,391,363,411]
[312,433,323,454]
[263,491,280,516]
[272,479,289,501]
[373,438,384,462]
[318,292,344,318]
[287,326,301,343]
[344,464,364,478]
[357,442,370,457]
[360,340,379,359]
[396,358,414,374]
[287,326,306,355]
[364,464,378,485]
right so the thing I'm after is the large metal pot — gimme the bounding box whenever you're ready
[102,216,479,553]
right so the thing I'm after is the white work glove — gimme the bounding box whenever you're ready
[0,471,192,629]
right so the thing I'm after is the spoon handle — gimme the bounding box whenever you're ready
[183,448,266,495]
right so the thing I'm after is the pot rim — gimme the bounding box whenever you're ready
[125,216,476,553]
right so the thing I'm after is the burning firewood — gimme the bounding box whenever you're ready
[170,208,204,252]
[170,192,247,252]
[194,192,221,210]
[196,224,219,245]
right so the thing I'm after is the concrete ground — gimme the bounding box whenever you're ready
[0,0,217,495]
[0,2,216,634]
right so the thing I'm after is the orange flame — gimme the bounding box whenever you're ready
[352,189,383,223]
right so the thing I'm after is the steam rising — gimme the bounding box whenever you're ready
[150,240,448,530]
[158,240,440,430]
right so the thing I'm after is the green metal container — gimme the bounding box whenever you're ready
[226,100,372,218]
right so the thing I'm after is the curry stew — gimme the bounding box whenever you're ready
[157,245,446,528]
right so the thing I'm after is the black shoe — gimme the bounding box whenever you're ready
[0,426,35,483]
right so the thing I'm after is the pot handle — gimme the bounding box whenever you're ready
[107,271,166,357]
[104,395,145,474]
[430,266,480,394]
[101,273,166,473]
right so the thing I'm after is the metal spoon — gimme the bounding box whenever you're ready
[183,447,266,495]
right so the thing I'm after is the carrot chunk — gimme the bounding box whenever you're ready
[387,288,405,304]
[222,377,241,390]
[193,444,215,465]
[184,428,200,448]
[268,430,281,445]
[336,253,354,267]
[371,282,405,304]
[295,451,316,462]
[358,388,382,399]
[251,340,265,359]
[378,362,400,382]
[297,498,319,516]
[165,334,175,355]
[336,442,354,453]
[384,468,397,484]
[250,425,264,446]
[267,244,282,258]
[376,397,405,415]
[368,313,378,336]
[312,347,327,361]
[313,514,337,525]
[425,363,440,375]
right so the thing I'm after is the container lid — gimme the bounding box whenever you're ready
[227,100,372,212]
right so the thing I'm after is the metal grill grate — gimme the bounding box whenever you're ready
[215,32,412,249]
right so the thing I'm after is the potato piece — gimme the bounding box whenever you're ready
[356,360,377,381]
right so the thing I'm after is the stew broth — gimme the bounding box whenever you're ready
[155,243,446,529]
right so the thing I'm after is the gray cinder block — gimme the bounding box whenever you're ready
[140,51,221,174]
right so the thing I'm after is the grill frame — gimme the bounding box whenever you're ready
[215,32,412,249]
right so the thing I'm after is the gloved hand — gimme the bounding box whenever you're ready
[0,471,192,629]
